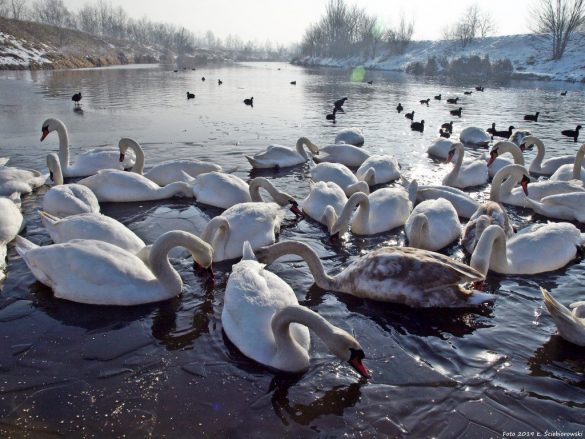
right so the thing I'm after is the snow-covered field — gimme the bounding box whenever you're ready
[0,32,52,67]
[295,33,585,82]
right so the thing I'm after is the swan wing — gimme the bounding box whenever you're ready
[144,160,222,186]
[192,172,251,209]
[542,288,585,346]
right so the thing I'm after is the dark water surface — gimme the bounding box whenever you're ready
[1,63,585,438]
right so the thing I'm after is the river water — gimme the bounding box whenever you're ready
[0,62,584,437]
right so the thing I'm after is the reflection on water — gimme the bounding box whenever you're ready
[1,63,585,436]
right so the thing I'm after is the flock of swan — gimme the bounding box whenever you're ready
[1,115,585,380]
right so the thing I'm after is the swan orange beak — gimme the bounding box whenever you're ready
[119,153,125,162]
[521,175,530,195]
[41,126,49,141]
[486,151,498,167]
[349,349,370,379]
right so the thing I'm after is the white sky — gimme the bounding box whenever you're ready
[62,0,535,45]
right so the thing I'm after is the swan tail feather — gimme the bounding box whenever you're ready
[15,236,38,257]
[467,290,497,306]
[407,179,418,206]
[541,287,573,321]
[242,241,256,261]
[0,157,9,166]
[245,156,258,168]
[223,166,239,174]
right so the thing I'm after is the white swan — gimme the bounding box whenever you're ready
[40,118,135,178]
[43,153,100,218]
[541,287,585,347]
[192,172,250,209]
[443,143,489,189]
[470,223,584,276]
[427,138,457,160]
[415,184,479,219]
[509,129,531,146]
[331,185,415,237]
[315,144,371,167]
[255,241,494,308]
[405,198,461,251]
[486,141,525,178]
[525,192,585,222]
[549,143,585,183]
[222,243,370,377]
[523,136,584,176]
[0,161,46,197]
[334,128,365,147]
[201,178,302,262]
[16,230,212,305]
[491,164,584,207]
[356,155,400,185]
[119,138,223,185]
[0,195,25,282]
[462,201,514,253]
[245,137,319,169]
[40,211,146,258]
[460,127,491,145]
[310,163,370,197]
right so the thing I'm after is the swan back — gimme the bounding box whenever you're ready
[405,198,460,251]
[192,172,251,209]
[316,144,370,167]
[356,155,400,185]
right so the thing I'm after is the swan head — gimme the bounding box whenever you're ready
[45,153,63,185]
[40,118,63,141]
[445,143,462,163]
[519,135,540,151]
[118,138,140,162]
[321,328,369,379]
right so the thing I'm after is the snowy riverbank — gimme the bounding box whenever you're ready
[293,33,585,82]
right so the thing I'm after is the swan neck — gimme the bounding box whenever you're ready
[249,177,290,205]
[572,145,585,179]
[490,168,520,202]
[158,182,192,198]
[47,153,64,185]
[408,214,427,248]
[499,141,525,165]
[202,216,230,260]
[530,138,545,171]
[336,192,368,235]
[258,241,335,289]
[121,139,144,174]
[55,121,70,168]
[470,225,507,276]
[296,137,318,159]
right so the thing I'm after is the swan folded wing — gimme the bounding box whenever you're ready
[223,261,309,362]
[23,240,162,305]
[541,288,585,345]
[537,193,585,222]
[74,149,135,173]
[144,160,222,186]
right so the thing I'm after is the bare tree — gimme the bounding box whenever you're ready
[449,4,495,46]
[8,0,28,20]
[386,15,414,54]
[0,0,10,17]
[33,0,73,28]
[531,0,585,60]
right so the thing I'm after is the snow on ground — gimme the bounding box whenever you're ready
[296,33,585,82]
[0,32,51,67]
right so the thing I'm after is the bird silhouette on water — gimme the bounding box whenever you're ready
[72,92,82,106]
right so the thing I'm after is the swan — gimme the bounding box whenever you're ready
[191,172,250,209]
[315,144,371,167]
[523,136,584,176]
[310,163,370,197]
[414,184,479,219]
[524,192,585,222]
[549,143,585,183]
[334,128,365,147]
[486,141,525,178]
[405,198,461,251]
[509,129,531,146]
[43,153,100,218]
[459,127,491,145]
[40,211,147,258]
[470,223,584,276]
[222,243,370,377]
[78,168,193,202]
[40,118,135,178]
[332,185,416,237]
[443,143,489,189]
[427,138,457,160]
[15,230,213,306]
[0,160,46,197]
[119,137,223,185]
[491,165,584,207]
[541,288,585,347]
[0,195,25,282]
[245,137,319,169]
[200,177,302,262]
[255,241,494,308]
[462,201,513,253]
[355,155,400,185]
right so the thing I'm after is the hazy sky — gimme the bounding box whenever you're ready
[62,0,535,45]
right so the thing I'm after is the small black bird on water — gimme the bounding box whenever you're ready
[419,98,430,105]
[439,129,450,138]
[561,125,581,142]
[475,86,484,92]
[492,125,515,138]
[441,121,453,133]
[367,80,373,85]
[405,110,414,120]
[524,112,539,122]
[561,90,567,96]
[290,80,296,85]
[447,97,459,104]
[244,97,254,106]
[218,79,223,85]
[186,92,195,99]
[72,92,82,106]
[487,122,496,135]
[411,120,424,132]
[326,107,337,122]
[464,91,473,95]
[434,94,441,100]
[201,77,206,81]
[396,103,403,113]
[334,97,348,112]
[450,107,462,117]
